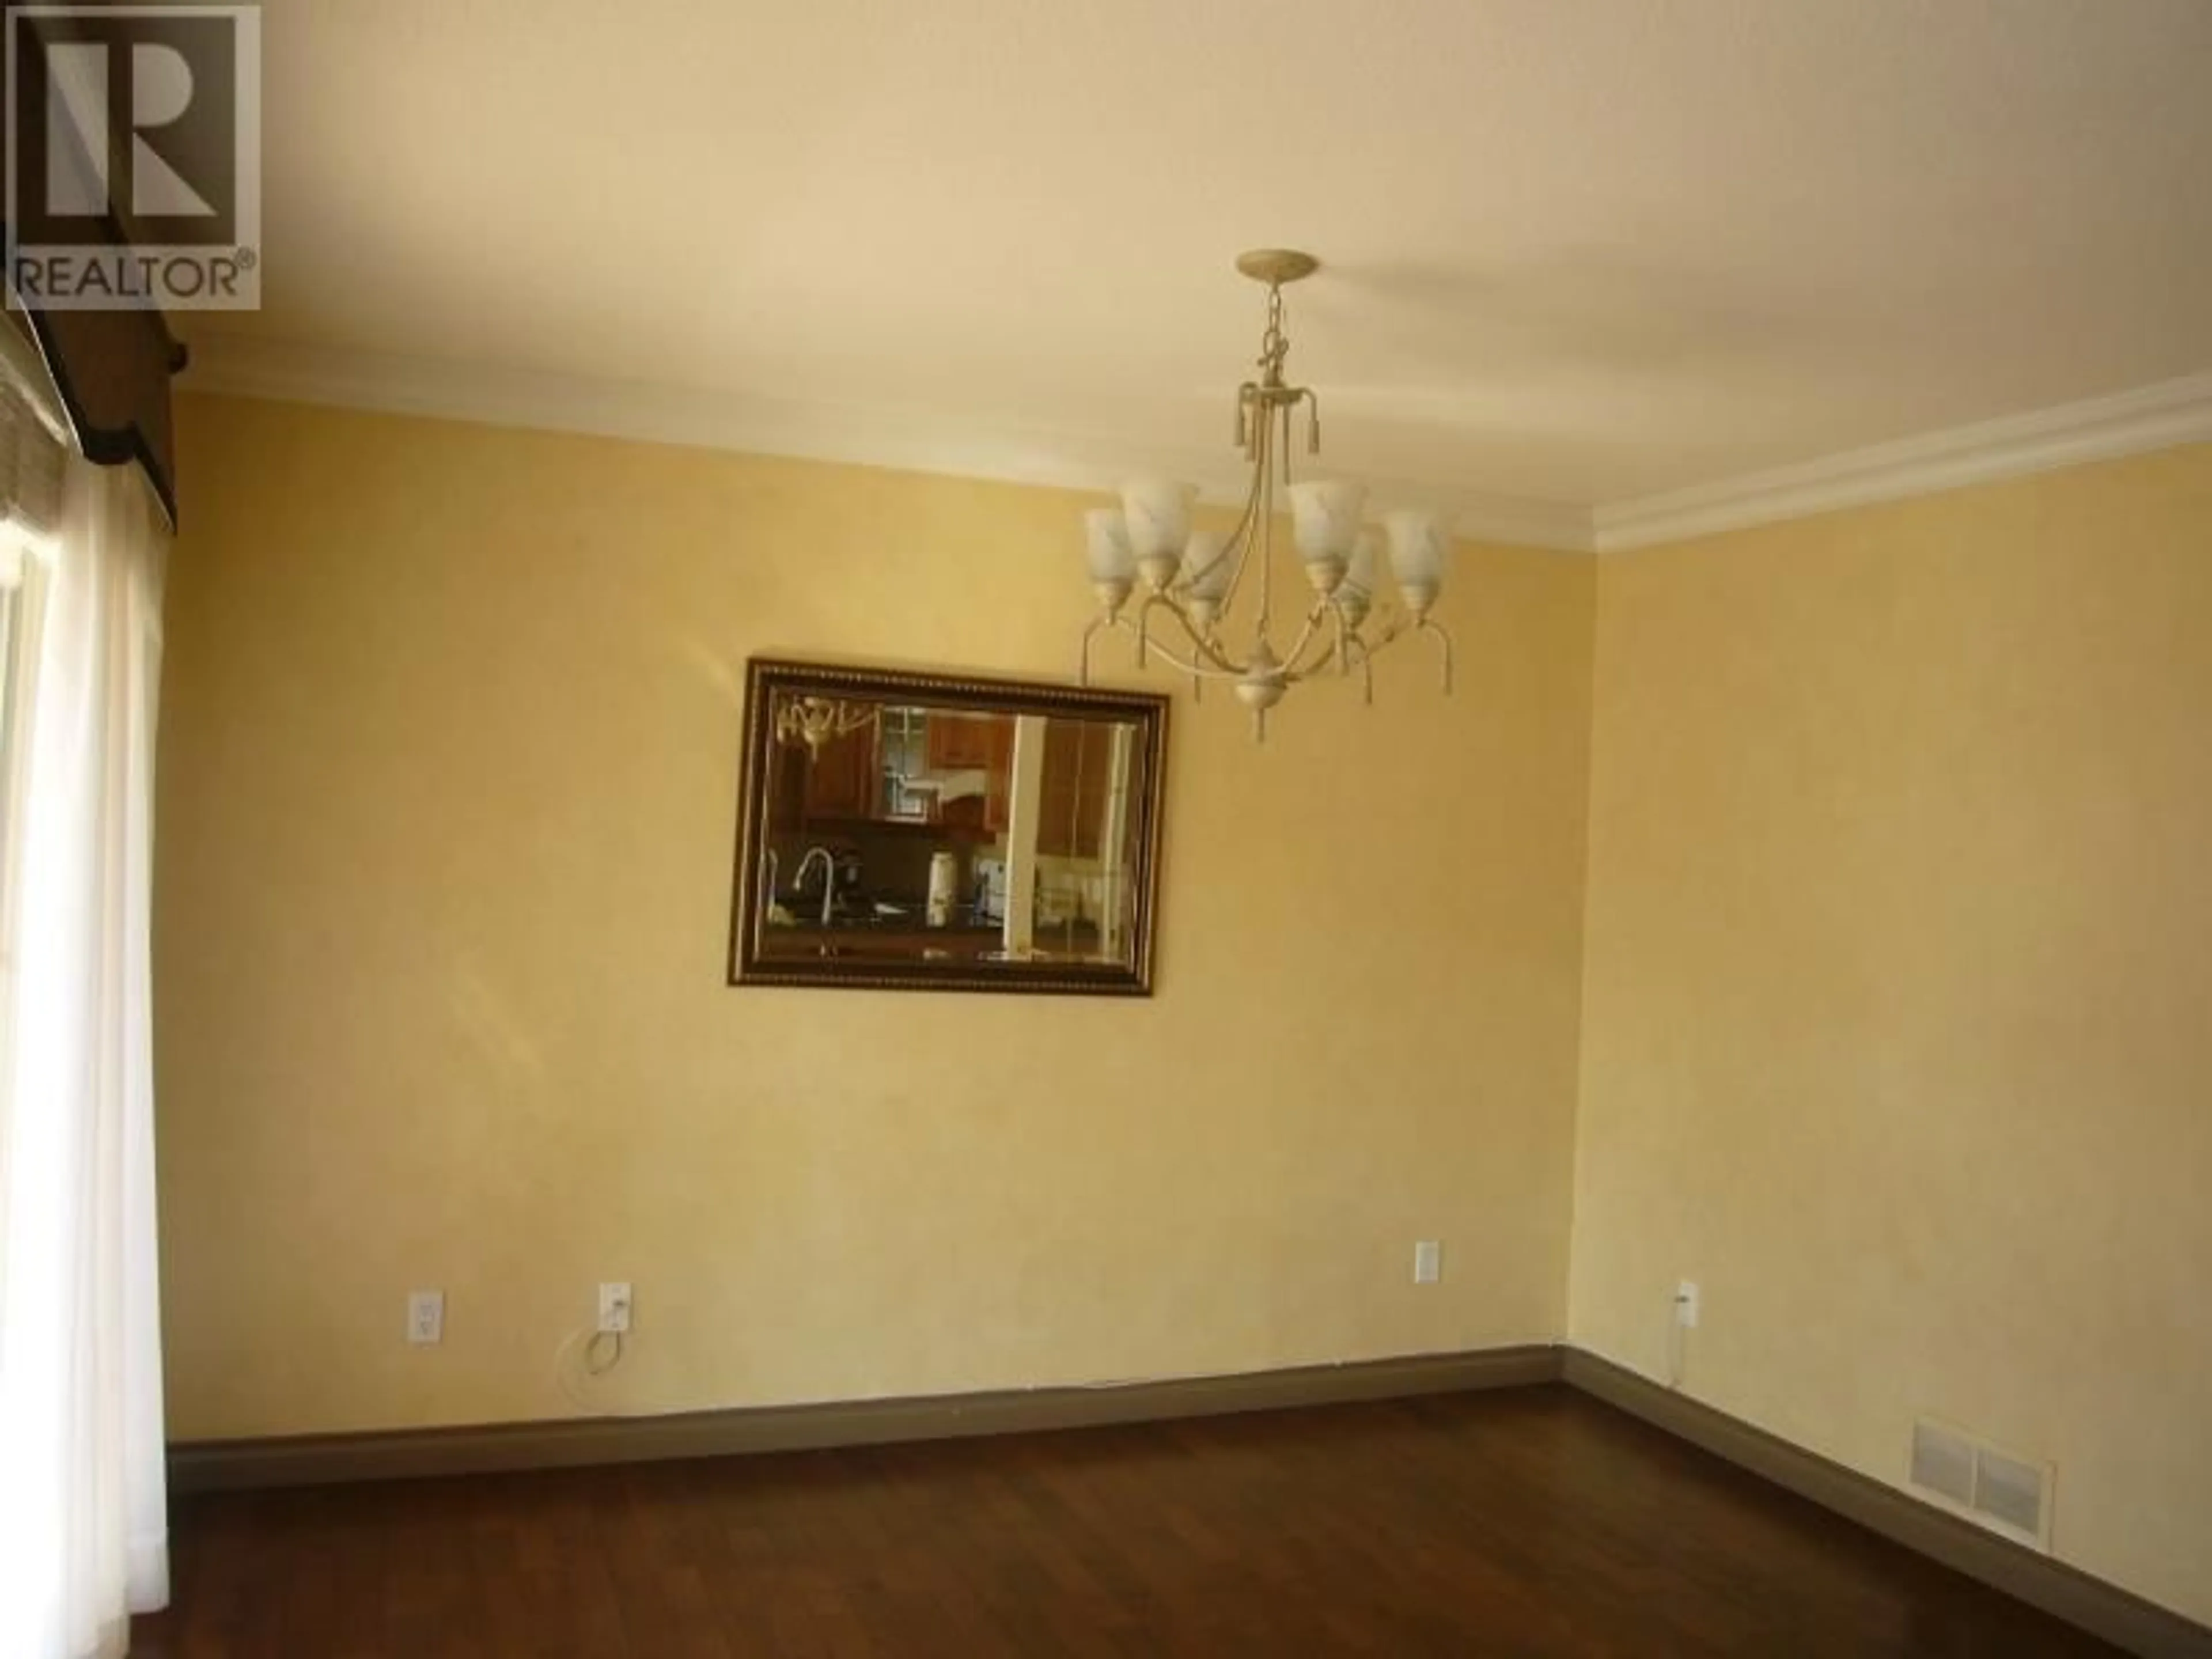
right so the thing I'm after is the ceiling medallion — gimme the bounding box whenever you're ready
[1078,250,1453,740]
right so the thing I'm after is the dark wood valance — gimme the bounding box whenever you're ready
[3,304,185,529]
[3,5,189,526]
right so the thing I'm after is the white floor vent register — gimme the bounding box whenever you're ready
[1909,1419,2054,1550]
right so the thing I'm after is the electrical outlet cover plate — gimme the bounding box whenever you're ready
[1413,1241,1442,1285]
[408,1290,444,1346]
[598,1282,633,1335]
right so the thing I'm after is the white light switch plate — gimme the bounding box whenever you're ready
[408,1290,444,1345]
[1413,1241,1442,1285]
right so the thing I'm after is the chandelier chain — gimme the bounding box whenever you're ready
[1257,283,1290,387]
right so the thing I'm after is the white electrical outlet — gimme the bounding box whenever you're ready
[1675,1279,1700,1328]
[407,1290,444,1346]
[597,1281,633,1335]
[1413,1241,1442,1285]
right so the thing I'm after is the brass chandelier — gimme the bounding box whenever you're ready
[1078,249,1453,740]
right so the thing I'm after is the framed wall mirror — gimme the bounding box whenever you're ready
[728,659,1169,995]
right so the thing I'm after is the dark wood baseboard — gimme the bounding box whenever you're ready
[1562,1349,2212,1659]
[166,1342,2209,1656]
[168,1344,1562,1495]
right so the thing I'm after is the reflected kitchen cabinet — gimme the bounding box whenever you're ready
[926,710,1007,773]
[768,718,878,827]
[775,707,1013,832]
[928,713,1014,832]
[810,721,878,820]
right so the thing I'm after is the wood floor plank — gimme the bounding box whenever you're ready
[132,1387,2126,1656]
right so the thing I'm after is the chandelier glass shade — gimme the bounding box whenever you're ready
[1079,250,1453,739]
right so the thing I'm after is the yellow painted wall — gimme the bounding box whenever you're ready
[154,394,1596,1440]
[1570,445,2212,1623]
[159,388,2209,1622]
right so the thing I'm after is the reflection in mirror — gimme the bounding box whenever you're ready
[730,661,1168,995]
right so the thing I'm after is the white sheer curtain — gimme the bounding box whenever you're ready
[0,412,171,1658]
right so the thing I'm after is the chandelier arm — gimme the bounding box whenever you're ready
[1281,631,1352,685]
[1110,612,1247,683]
[1272,597,1337,684]
[1185,533,1236,599]
[1078,611,1115,688]
[1333,621,1394,672]
[1206,456,1268,615]
[1265,393,1291,641]
[1330,610,1457,698]
[1337,628,1382,704]
[1362,611,1410,653]
[1216,405,1272,623]
[1143,593,1245,675]
[1419,615,1455,695]
[1256,399,1278,642]
[1268,399,1299,643]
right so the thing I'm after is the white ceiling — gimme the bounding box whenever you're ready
[184,0,2212,537]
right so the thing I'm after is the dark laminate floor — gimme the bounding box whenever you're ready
[132,1385,2121,1657]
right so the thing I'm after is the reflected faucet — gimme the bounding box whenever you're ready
[794,844,838,924]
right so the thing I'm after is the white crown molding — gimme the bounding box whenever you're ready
[178,335,1597,554]
[1592,373,2212,553]
[181,338,2212,558]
